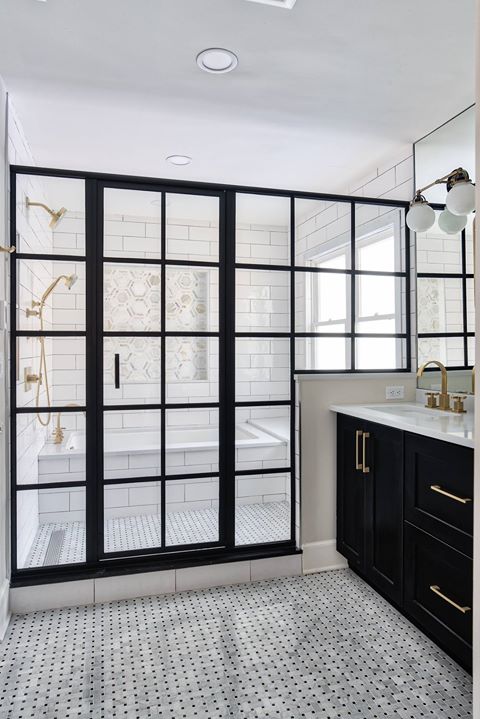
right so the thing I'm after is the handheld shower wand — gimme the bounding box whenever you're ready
[27,273,78,427]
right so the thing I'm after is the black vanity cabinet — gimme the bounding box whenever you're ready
[336,415,403,604]
[336,414,473,670]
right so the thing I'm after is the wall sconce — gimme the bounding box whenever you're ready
[406,167,475,234]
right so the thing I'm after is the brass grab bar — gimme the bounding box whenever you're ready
[430,485,472,505]
[430,585,471,614]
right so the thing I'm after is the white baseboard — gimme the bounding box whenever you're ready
[302,539,348,574]
[0,578,10,640]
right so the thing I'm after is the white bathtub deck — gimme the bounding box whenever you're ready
[24,502,291,568]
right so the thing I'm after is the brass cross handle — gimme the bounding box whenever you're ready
[0,245,15,254]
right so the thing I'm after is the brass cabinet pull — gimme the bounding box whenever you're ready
[430,485,472,505]
[362,432,370,474]
[355,430,363,471]
[429,585,471,614]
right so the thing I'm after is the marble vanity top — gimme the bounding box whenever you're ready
[330,402,474,449]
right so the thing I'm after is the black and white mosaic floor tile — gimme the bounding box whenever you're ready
[0,570,472,718]
[25,502,291,567]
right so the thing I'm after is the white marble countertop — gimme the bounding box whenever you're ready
[330,402,474,449]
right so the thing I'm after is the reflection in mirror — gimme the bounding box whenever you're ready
[415,106,475,394]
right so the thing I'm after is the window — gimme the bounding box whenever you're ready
[295,200,409,372]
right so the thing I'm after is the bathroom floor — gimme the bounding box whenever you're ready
[25,501,291,567]
[0,570,471,718]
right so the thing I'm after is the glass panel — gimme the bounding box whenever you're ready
[355,205,405,272]
[236,338,290,401]
[166,193,219,263]
[166,336,218,404]
[416,210,462,274]
[295,199,351,268]
[166,266,218,332]
[17,336,85,408]
[355,338,406,370]
[16,411,86,486]
[104,337,161,405]
[295,337,351,371]
[466,214,474,274]
[468,336,475,367]
[104,482,162,553]
[165,478,219,545]
[236,193,290,265]
[236,270,290,332]
[17,260,85,331]
[295,271,349,333]
[417,337,465,368]
[235,472,291,545]
[235,406,290,472]
[17,487,86,568]
[417,278,463,334]
[104,188,162,259]
[104,263,161,332]
[104,410,161,480]
[356,276,405,333]
[467,278,475,333]
[16,174,85,256]
[166,408,219,475]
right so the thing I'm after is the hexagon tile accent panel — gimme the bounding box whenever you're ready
[104,266,209,383]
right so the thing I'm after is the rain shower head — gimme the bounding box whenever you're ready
[26,197,68,229]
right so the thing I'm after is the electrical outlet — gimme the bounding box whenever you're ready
[385,385,405,400]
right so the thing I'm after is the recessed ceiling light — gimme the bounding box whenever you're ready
[196,48,238,74]
[245,0,297,7]
[166,155,192,166]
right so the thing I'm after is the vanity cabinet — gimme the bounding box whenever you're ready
[336,415,403,604]
[336,414,473,670]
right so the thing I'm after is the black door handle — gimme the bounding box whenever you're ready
[114,353,120,389]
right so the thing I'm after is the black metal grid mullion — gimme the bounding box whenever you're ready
[160,191,166,550]
[223,191,236,549]
[350,202,356,370]
[289,197,296,544]
[9,170,18,572]
[461,228,469,367]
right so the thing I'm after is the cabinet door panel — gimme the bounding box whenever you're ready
[365,421,403,604]
[336,414,365,569]
[404,522,472,670]
[405,433,473,556]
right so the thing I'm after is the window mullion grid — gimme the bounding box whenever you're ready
[350,203,356,370]
[160,192,166,549]
[461,228,469,367]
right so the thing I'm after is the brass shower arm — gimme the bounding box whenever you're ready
[26,198,58,221]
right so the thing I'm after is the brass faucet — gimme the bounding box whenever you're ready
[417,359,451,411]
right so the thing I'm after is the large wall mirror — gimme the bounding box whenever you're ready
[414,106,476,394]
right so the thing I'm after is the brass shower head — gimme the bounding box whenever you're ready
[26,197,68,229]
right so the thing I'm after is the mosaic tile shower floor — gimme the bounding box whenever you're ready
[25,502,291,567]
[0,570,472,718]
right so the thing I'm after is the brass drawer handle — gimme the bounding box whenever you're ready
[430,485,472,505]
[362,432,370,474]
[429,585,471,614]
[355,430,363,471]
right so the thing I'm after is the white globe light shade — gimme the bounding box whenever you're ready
[406,202,435,232]
[438,209,467,235]
[445,180,475,216]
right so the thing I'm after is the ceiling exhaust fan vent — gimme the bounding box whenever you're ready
[245,0,297,8]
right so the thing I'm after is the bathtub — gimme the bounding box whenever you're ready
[40,421,286,458]
[36,419,290,523]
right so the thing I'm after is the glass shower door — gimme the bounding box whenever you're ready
[101,185,223,557]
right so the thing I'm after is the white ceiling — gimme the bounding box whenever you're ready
[0,0,475,194]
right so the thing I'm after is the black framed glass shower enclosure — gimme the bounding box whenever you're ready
[10,166,410,585]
